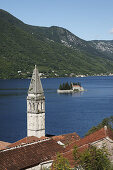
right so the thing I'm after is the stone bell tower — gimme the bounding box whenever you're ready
[27,65,45,138]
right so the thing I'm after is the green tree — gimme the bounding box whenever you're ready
[77,82,81,87]
[65,82,70,90]
[62,83,65,90]
[73,145,111,170]
[73,145,80,169]
[59,84,63,90]
[70,83,72,90]
[53,153,71,170]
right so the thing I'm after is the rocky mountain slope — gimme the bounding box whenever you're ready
[0,9,113,79]
[91,40,113,59]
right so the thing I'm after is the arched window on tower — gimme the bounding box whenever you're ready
[37,103,38,112]
[29,102,31,111]
[33,103,35,111]
[41,101,42,110]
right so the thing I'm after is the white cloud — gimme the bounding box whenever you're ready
[110,28,113,34]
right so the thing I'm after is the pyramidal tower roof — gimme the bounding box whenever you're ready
[28,65,44,95]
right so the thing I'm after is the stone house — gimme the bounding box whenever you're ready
[63,126,113,168]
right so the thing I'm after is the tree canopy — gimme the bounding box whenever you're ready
[59,82,72,90]
[73,145,111,170]
[1,10,113,79]
[52,153,70,170]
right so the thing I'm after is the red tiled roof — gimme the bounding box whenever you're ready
[66,126,113,151]
[1,127,112,169]
[0,141,11,150]
[62,144,89,168]
[61,126,113,167]
[106,127,113,140]
[0,139,64,170]
[52,132,80,145]
[8,136,48,148]
[52,144,89,168]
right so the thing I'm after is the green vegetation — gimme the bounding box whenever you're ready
[73,145,111,170]
[59,82,81,90]
[1,9,113,79]
[73,82,81,86]
[53,153,70,170]
[52,146,111,170]
[59,82,72,90]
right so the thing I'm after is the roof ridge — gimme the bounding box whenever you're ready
[7,136,40,148]
[1,137,51,152]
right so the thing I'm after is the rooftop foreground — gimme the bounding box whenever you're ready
[0,126,113,169]
[0,141,11,150]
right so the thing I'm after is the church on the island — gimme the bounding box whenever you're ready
[1,66,113,169]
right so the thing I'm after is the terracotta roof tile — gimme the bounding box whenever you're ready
[8,136,48,148]
[0,141,11,150]
[1,127,112,169]
[63,144,89,168]
[60,127,113,167]
[52,132,80,145]
[52,144,89,168]
[65,127,113,151]
[0,139,64,170]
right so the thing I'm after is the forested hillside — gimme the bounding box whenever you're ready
[0,9,113,79]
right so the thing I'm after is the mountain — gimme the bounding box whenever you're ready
[0,9,113,79]
[90,40,113,59]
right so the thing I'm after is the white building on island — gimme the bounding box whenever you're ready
[72,83,84,92]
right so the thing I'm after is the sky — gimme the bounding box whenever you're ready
[0,0,113,41]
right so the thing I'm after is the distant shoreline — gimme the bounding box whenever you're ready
[1,74,113,80]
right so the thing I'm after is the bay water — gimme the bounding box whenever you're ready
[0,76,113,143]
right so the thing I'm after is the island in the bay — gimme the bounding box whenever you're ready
[57,82,84,93]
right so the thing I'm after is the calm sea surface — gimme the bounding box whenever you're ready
[0,76,113,143]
